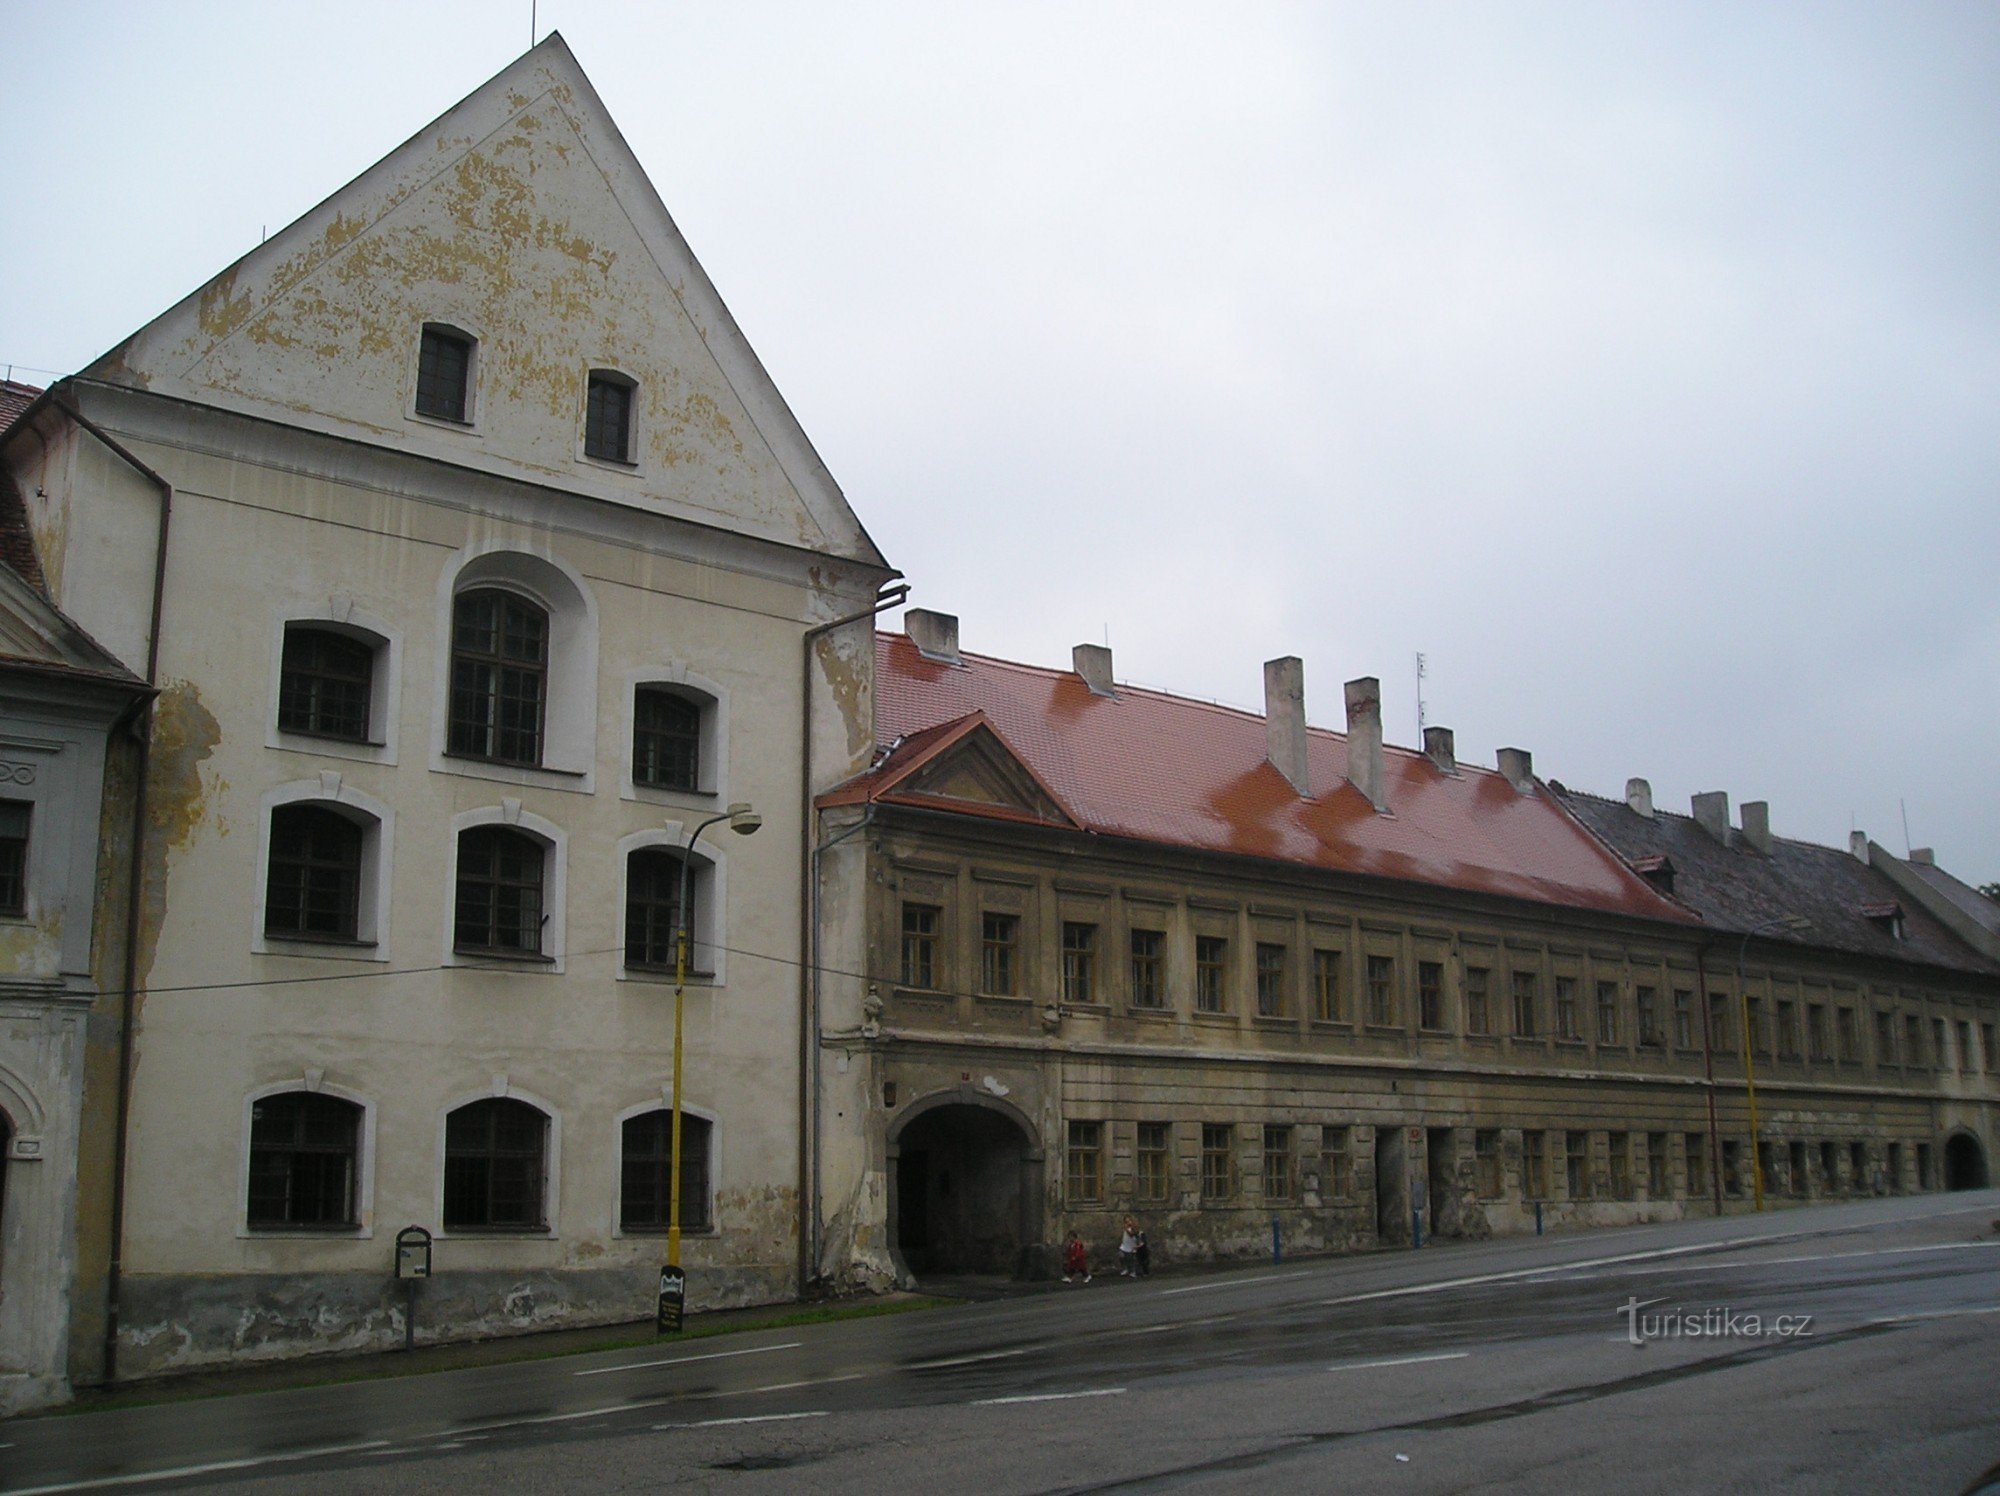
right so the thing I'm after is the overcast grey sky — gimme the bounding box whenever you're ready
[5,2,1997,883]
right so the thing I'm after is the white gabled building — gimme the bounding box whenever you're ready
[0,35,896,1392]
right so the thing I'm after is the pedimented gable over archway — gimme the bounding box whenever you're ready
[82,34,884,569]
[820,712,1080,829]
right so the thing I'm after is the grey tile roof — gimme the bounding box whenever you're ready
[1554,787,1999,978]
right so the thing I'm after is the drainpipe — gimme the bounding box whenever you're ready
[1695,940,1724,1215]
[796,582,907,1295]
[52,392,172,1385]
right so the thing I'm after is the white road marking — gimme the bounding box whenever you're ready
[452,1399,675,1434]
[975,1387,1126,1405]
[1328,1351,1472,1373]
[908,1347,1029,1369]
[1320,1236,1778,1306]
[1548,1238,2000,1282]
[1161,1269,1312,1296]
[660,1411,830,1428]
[574,1340,803,1376]
[745,1372,866,1394]
[6,1439,394,1495]
[1869,1304,2000,1325]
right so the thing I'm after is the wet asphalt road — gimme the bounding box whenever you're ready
[6,1190,1999,1494]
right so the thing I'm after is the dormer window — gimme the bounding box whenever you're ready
[1631,853,1676,897]
[416,325,475,424]
[585,370,636,463]
[1861,901,1906,941]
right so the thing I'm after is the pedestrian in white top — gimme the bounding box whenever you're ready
[1118,1215,1141,1276]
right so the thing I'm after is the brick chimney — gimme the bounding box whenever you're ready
[1740,800,1773,855]
[1423,725,1457,776]
[1344,676,1386,811]
[1073,643,1115,697]
[1691,791,1730,844]
[1264,657,1309,796]
[905,609,960,665]
[1626,777,1654,819]
[1497,747,1533,793]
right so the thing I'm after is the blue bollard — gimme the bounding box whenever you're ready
[1412,1206,1422,1249]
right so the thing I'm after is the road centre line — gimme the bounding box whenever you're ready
[1328,1351,1472,1373]
[908,1347,1030,1369]
[1161,1269,1312,1296]
[975,1388,1127,1405]
[745,1373,867,1394]
[1869,1304,2000,1325]
[1534,1238,2000,1284]
[1320,1236,1777,1306]
[574,1340,803,1376]
[7,1439,394,1496]
[662,1411,831,1429]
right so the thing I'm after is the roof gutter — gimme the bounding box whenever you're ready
[51,388,172,1386]
[796,582,907,1295]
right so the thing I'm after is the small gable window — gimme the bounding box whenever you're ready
[585,370,636,463]
[633,687,701,792]
[278,626,374,742]
[416,325,475,424]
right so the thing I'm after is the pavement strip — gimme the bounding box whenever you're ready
[1328,1351,1472,1373]
[574,1340,802,1376]
[6,1439,394,1496]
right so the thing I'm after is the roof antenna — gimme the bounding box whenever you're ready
[530,0,537,45]
[1900,798,1912,856]
[1415,652,1428,741]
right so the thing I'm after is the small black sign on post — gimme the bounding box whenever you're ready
[657,1265,686,1335]
[396,1226,432,1352]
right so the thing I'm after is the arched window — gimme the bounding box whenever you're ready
[621,1109,711,1232]
[633,688,701,792]
[454,826,546,956]
[277,627,376,742]
[448,589,548,766]
[626,848,694,971]
[445,1098,548,1230]
[248,1092,361,1228]
[265,805,364,941]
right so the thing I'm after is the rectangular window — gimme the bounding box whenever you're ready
[1465,966,1491,1035]
[1321,1125,1352,1199]
[1566,1132,1591,1200]
[981,912,1018,995]
[1195,936,1229,1014]
[1136,1122,1171,1203]
[1523,1130,1548,1198]
[1608,1132,1631,1199]
[1933,1018,1948,1069]
[1636,986,1658,1047]
[1647,1133,1669,1198]
[454,827,544,955]
[1875,1011,1896,1065]
[1366,954,1396,1026]
[1838,1007,1861,1063]
[1130,929,1166,1008]
[1673,989,1693,1049]
[1849,1140,1866,1191]
[1808,1004,1831,1062]
[1061,922,1098,1004]
[1201,1124,1234,1202]
[1686,1133,1708,1199]
[1983,1024,1995,1073]
[1262,1124,1295,1202]
[448,590,547,765]
[1777,1000,1800,1059]
[1905,1014,1924,1067]
[1474,1129,1502,1198]
[1886,1141,1903,1191]
[1958,1021,1973,1072]
[1596,981,1620,1046]
[1512,972,1539,1038]
[1710,994,1733,1054]
[900,902,941,989]
[1066,1120,1103,1203]
[1256,943,1288,1017]
[1555,977,1579,1040]
[1722,1140,1743,1197]
[584,370,635,462]
[0,800,30,917]
[278,626,373,741]
[632,687,701,791]
[1313,949,1344,1022]
[416,325,473,422]
[1746,997,1769,1057]
[1418,961,1445,1031]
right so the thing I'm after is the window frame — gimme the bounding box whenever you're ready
[1511,971,1539,1039]
[276,625,377,744]
[1365,953,1396,1027]
[617,827,729,984]
[1255,942,1288,1018]
[445,807,566,972]
[1417,959,1445,1032]
[243,1087,368,1234]
[1464,965,1491,1035]
[1195,935,1229,1014]
[0,799,30,918]
[1061,922,1099,1005]
[447,587,550,768]
[616,1103,715,1235]
[1262,1124,1296,1202]
[254,782,393,959]
[1313,948,1345,1024]
[1200,1123,1235,1203]
[1065,1119,1104,1204]
[1136,1121,1172,1203]
[263,803,365,944]
[414,322,477,425]
[1321,1124,1353,1200]
[631,685,704,794]
[901,901,943,990]
[583,367,639,465]
[1129,928,1166,1010]
[981,911,1020,996]
[441,1094,555,1235]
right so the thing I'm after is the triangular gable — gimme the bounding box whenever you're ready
[834,712,1080,829]
[81,34,886,569]
[0,559,146,685]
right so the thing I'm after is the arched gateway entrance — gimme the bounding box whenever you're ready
[888,1091,1045,1279]
[1943,1131,1988,1190]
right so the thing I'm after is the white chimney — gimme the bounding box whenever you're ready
[1741,800,1773,855]
[1073,643,1115,697]
[1344,676,1386,811]
[1626,778,1654,819]
[1691,791,1730,844]
[1910,847,1935,866]
[1423,726,1457,776]
[1849,830,1870,861]
[905,609,960,665]
[1497,747,1534,794]
[1264,656,1309,796]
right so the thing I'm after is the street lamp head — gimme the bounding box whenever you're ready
[725,802,762,836]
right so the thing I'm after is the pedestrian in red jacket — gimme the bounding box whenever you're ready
[1062,1231,1091,1283]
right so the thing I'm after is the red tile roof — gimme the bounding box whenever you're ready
[0,382,46,593]
[0,380,39,433]
[841,633,1698,922]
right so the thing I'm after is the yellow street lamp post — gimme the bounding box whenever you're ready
[659,801,760,1332]
[1737,914,1810,1212]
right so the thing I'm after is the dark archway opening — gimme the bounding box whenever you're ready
[893,1103,1034,1277]
[1944,1133,1988,1191]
